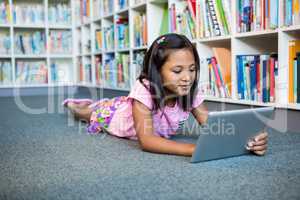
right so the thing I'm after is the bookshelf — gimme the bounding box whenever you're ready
[1,0,300,111]
[74,0,300,110]
[0,0,74,87]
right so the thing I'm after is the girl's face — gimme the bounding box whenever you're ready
[160,49,196,97]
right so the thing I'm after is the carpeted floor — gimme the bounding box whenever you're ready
[0,94,300,200]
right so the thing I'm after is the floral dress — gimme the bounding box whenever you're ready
[87,96,128,135]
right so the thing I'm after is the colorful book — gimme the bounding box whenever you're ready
[49,30,72,54]
[15,60,48,84]
[0,60,12,84]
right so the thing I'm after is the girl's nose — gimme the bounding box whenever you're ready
[181,72,192,82]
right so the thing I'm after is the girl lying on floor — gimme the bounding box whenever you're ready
[63,33,268,157]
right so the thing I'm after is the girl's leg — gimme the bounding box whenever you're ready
[67,102,93,122]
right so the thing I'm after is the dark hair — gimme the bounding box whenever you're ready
[138,33,200,113]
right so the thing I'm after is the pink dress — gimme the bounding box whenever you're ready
[87,79,204,140]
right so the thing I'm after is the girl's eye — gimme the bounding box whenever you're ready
[190,68,196,72]
[173,70,181,74]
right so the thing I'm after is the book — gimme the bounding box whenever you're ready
[95,55,102,85]
[0,1,10,24]
[236,54,278,103]
[237,0,278,32]
[198,0,231,38]
[93,0,102,19]
[116,53,130,89]
[14,31,46,55]
[49,30,72,54]
[169,2,196,39]
[0,30,10,54]
[116,0,128,11]
[103,24,114,50]
[0,60,12,84]
[15,60,48,84]
[48,2,71,26]
[288,40,300,103]
[13,3,45,25]
[103,0,114,15]
[95,29,102,51]
[116,17,129,49]
[160,3,169,35]
[50,59,72,83]
[133,12,147,47]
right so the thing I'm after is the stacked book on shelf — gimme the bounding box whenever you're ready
[198,0,231,38]
[132,51,145,81]
[95,55,102,84]
[133,13,147,47]
[236,54,278,103]
[78,59,92,82]
[282,0,300,27]
[0,30,10,54]
[288,40,300,103]
[15,60,48,84]
[116,0,128,11]
[103,0,114,15]
[93,0,102,19]
[49,30,72,54]
[116,53,130,88]
[95,29,102,51]
[48,2,71,26]
[237,0,278,33]
[13,3,45,25]
[0,1,10,24]
[0,60,12,84]
[77,0,90,24]
[199,47,231,98]
[50,59,71,83]
[169,0,196,39]
[116,17,129,49]
[103,53,117,88]
[103,25,114,50]
[14,31,46,55]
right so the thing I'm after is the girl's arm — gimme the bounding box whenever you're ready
[132,100,195,156]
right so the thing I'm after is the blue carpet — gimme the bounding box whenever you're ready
[0,95,300,200]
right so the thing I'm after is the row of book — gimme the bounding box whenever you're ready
[103,0,114,15]
[0,31,10,54]
[116,17,129,49]
[236,54,278,103]
[237,0,278,33]
[15,60,48,84]
[95,55,102,84]
[95,29,102,51]
[75,0,91,25]
[48,3,72,25]
[14,31,46,55]
[198,0,231,38]
[13,4,45,25]
[100,53,130,89]
[169,1,196,39]
[133,13,147,47]
[288,40,300,103]
[116,53,130,88]
[103,25,114,50]
[78,59,92,82]
[0,1,10,24]
[49,30,72,54]
[116,0,128,11]
[0,60,12,84]
[282,0,300,27]
[132,51,145,81]
[93,0,102,19]
[199,47,231,98]
[50,59,72,83]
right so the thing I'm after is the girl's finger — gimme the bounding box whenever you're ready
[253,139,268,146]
[253,150,266,156]
[254,132,268,142]
[250,144,267,151]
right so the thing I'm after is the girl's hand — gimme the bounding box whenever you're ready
[246,132,268,156]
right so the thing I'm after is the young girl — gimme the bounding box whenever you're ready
[63,33,268,157]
